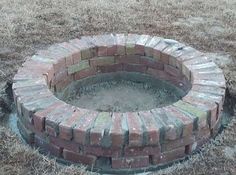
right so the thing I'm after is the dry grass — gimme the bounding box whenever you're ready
[0,0,236,174]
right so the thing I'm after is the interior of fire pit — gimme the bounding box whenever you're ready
[56,72,186,112]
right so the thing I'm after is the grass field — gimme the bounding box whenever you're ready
[0,0,236,174]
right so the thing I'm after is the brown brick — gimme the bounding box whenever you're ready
[63,149,96,165]
[145,36,162,57]
[164,64,181,77]
[112,156,149,169]
[74,68,96,80]
[17,120,34,144]
[90,56,115,68]
[115,34,126,55]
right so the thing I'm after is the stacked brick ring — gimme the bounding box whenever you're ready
[13,34,226,173]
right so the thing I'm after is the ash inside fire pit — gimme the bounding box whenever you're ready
[56,72,186,112]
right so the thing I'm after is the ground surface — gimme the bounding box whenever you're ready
[0,0,236,174]
[58,73,185,112]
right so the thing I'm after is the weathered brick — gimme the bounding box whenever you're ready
[17,120,34,144]
[164,64,181,77]
[145,36,162,57]
[151,146,185,165]
[102,34,117,56]
[124,146,160,157]
[69,38,95,60]
[59,42,81,65]
[84,146,122,157]
[152,108,183,141]
[123,63,147,73]
[173,100,208,129]
[163,106,194,137]
[63,149,96,165]
[125,34,140,55]
[74,68,96,80]
[126,112,143,147]
[138,111,160,145]
[140,56,164,70]
[135,35,151,55]
[97,63,123,73]
[92,35,107,56]
[73,111,98,145]
[90,56,115,68]
[161,136,195,152]
[35,135,63,157]
[115,54,141,64]
[112,156,149,169]
[59,108,89,140]
[33,101,64,132]
[45,104,76,137]
[191,84,225,97]
[109,113,128,147]
[68,60,90,74]
[49,136,79,153]
[115,34,126,55]
[90,112,112,146]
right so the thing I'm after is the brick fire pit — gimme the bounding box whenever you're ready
[13,34,226,173]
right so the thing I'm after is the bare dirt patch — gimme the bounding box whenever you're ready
[0,0,236,174]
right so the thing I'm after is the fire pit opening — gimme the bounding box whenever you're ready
[56,72,186,112]
[13,34,226,174]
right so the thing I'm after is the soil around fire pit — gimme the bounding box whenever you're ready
[56,72,186,112]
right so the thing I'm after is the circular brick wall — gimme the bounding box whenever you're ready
[13,34,226,173]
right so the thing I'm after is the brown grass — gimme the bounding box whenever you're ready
[0,0,236,174]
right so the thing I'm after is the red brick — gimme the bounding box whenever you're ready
[183,94,218,128]
[59,108,89,140]
[109,113,127,147]
[33,101,64,132]
[135,35,151,55]
[126,112,143,147]
[73,111,98,144]
[115,34,126,55]
[49,136,80,153]
[89,56,115,68]
[97,63,123,73]
[125,34,140,55]
[138,111,160,145]
[35,135,63,157]
[151,146,185,165]
[63,149,96,165]
[145,36,162,57]
[163,106,194,137]
[90,112,112,146]
[191,84,225,98]
[115,55,141,64]
[124,146,160,156]
[146,68,172,80]
[69,38,95,60]
[59,42,81,65]
[84,146,122,157]
[140,56,164,70]
[112,156,149,169]
[17,120,34,144]
[45,104,76,137]
[164,64,181,77]
[161,136,195,152]
[102,34,117,56]
[74,68,96,80]
[123,63,147,73]
[92,35,107,56]
[154,40,170,64]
